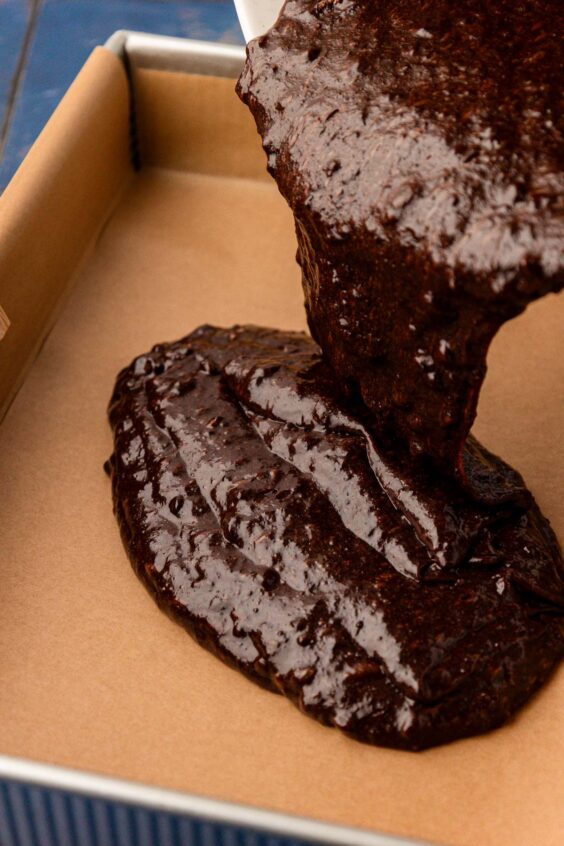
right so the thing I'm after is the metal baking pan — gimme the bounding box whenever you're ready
[0,30,428,846]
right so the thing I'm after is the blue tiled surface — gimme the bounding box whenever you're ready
[0,0,244,188]
[0,0,31,135]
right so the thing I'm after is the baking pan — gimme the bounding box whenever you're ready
[0,28,562,846]
[0,30,426,846]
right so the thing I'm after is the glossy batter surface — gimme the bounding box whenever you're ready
[107,0,564,749]
[107,326,564,750]
[237,0,564,475]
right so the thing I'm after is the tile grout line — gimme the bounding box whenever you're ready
[0,0,44,167]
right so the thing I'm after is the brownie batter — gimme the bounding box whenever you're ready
[107,326,564,750]
[107,0,564,750]
[237,0,564,476]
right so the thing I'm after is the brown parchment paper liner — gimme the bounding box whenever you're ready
[0,306,9,340]
[0,49,562,846]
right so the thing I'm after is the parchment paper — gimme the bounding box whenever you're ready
[0,51,562,846]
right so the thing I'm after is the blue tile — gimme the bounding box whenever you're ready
[0,0,32,135]
[0,0,244,188]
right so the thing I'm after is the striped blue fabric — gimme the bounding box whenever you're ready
[0,780,315,846]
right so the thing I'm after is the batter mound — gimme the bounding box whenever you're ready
[107,326,564,750]
[107,0,563,749]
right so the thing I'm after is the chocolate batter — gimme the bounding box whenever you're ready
[107,0,564,750]
[107,325,564,750]
[237,0,564,476]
